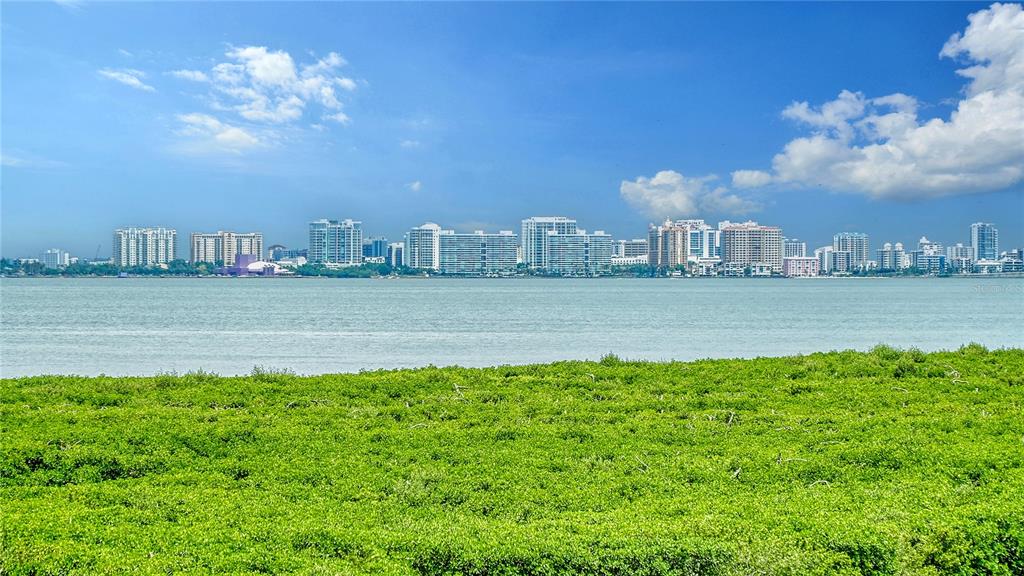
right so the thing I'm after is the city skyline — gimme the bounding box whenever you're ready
[2,2,1022,257]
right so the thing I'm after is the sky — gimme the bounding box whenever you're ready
[2,1,1023,259]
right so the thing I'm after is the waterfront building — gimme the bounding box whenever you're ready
[647,219,720,269]
[545,230,612,276]
[782,256,819,277]
[783,238,807,258]
[612,239,648,258]
[269,246,307,261]
[647,219,688,269]
[946,243,973,273]
[405,223,442,270]
[719,220,783,273]
[190,231,263,266]
[814,246,834,275]
[833,232,869,270]
[611,254,649,267]
[113,227,177,267]
[974,259,1002,274]
[999,253,1023,273]
[876,242,906,272]
[971,222,998,262]
[362,237,388,259]
[40,248,70,269]
[387,242,405,268]
[438,230,519,275]
[521,217,577,269]
[308,219,362,265]
[832,251,852,274]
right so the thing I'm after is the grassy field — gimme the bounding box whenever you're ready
[2,346,1023,575]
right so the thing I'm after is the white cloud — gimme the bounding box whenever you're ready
[169,69,209,82]
[620,170,758,218]
[407,180,423,192]
[98,68,155,92]
[734,2,1024,200]
[174,46,359,128]
[731,169,773,188]
[400,139,421,148]
[175,113,261,154]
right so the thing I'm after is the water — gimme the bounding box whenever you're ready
[1,277,1022,377]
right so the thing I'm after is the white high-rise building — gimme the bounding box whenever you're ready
[783,238,807,258]
[612,239,648,258]
[647,219,719,269]
[719,221,783,273]
[946,243,973,273]
[190,231,263,266]
[545,230,612,276]
[521,217,577,269]
[308,219,362,265]
[971,222,998,261]
[40,249,70,269]
[439,230,519,275]
[877,242,906,271]
[113,227,177,267]
[833,232,869,269]
[405,222,443,270]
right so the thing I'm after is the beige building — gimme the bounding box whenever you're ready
[190,231,263,266]
[719,220,783,273]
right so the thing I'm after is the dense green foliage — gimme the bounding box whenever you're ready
[2,347,1023,575]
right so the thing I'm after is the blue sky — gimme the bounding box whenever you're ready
[2,1,1022,258]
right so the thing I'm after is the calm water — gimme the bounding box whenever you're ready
[1,277,1022,377]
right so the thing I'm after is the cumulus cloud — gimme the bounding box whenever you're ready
[733,2,1024,199]
[620,170,758,218]
[407,180,423,192]
[175,113,261,154]
[98,68,154,92]
[169,69,209,82]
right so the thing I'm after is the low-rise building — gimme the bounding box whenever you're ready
[783,256,820,278]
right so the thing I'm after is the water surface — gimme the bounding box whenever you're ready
[2,277,1021,377]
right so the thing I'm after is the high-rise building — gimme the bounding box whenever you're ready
[386,242,405,268]
[438,230,519,275]
[719,221,783,273]
[308,219,362,265]
[833,232,869,269]
[783,238,807,258]
[647,219,720,269]
[971,222,998,261]
[190,231,263,266]
[814,246,834,275]
[521,217,577,269]
[612,239,648,258]
[40,249,70,269]
[405,222,443,270]
[362,237,389,259]
[113,227,177,267]
[545,230,612,276]
[912,236,946,273]
[876,242,906,271]
[946,243,973,273]
[647,220,688,269]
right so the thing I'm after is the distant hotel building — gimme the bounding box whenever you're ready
[946,243,973,273]
[113,227,177,267]
[387,242,405,268]
[647,219,720,270]
[309,219,362,265]
[612,238,648,258]
[545,230,612,276]
[876,242,906,271]
[782,256,819,277]
[362,237,388,259]
[971,222,998,261]
[439,230,519,275]
[833,232,869,270]
[521,216,577,269]
[405,222,442,270]
[720,220,782,274]
[911,236,946,274]
[40,248,70,269]
[783,238,807,258]
[190,231,263,266]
